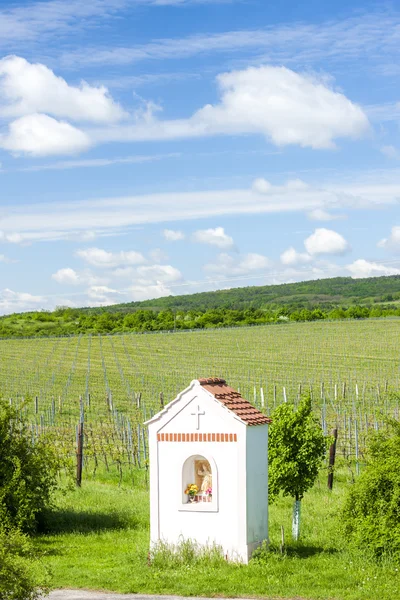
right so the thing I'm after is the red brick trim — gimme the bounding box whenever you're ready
[157,433,237,442]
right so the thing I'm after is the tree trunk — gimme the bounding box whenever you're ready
[292,497,301,541]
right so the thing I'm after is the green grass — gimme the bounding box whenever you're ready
[35,470,399,600]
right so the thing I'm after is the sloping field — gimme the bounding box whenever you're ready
[1,319,399,471]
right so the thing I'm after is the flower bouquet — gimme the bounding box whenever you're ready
[184,483,199,502]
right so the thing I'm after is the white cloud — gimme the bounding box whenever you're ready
[92,66,369,150]
[52,267,80,285]
[0,0,229,48]
[198,66,368,149]
[204,252,271,276]
[0,56,125,123]
[136,264,182,283]
[86,285,123,306]
[0,229,101,245]
[163,228,185,241]
[18,152,179,172]
[149,248,168,262]
[63,11,400,73]
[346,259,400,278]
[0,231,25,244]
[0,175,398,239]
[307,208,345,221]
[128,283,173,302]
[378,226,400,252]
[0,288,46,314]
[76,247,145,268]
[304,228,350,256]
[280,247,312,266]
[252,178,272,194]
[0,113,91,156]
[192,226,234,249]
[380,145,400,160]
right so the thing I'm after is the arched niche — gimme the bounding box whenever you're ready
[180,454,218,512]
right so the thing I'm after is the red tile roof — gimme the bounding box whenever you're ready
[198,377,271,426]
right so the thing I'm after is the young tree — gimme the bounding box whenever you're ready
[268,394,327,540]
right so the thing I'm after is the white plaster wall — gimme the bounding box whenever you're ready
[148,384,249,562]
[245,424,269,557]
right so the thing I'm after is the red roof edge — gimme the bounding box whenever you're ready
[198,377,272,426]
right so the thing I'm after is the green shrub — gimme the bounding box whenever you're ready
[342,417,400,562]
[0,527,49,600]
[0,399,62,533]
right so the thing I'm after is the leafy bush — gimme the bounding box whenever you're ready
[0,527,48,600]
[0,399,62,532]
[342,417,400,562]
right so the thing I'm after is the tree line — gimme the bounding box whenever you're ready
[1,302,400,338]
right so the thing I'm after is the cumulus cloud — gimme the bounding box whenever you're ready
[0,56,125,123]
[189,66,369,149]
[252,178,272,194]
[304,228,350,256]
[280,246,312,266]
[91,65,369,151]
[126,262,183,301]
[128,283,173,302]
[163,228,185,241]
[149,248,168,262]
[136,264,182,283]
[0,55,125,157]
[0,113,91,156]
[0,288,46,314]
[86,285,124,306]
[378,226,400,252]
[52,267,80,285]
[346,259,400,278]
[204,252,271,276]
[0,231,25,244]
[76,247,146,268]
[192,226,234,249]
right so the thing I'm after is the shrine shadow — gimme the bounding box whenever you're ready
[282,545,338,558]
[38,507,136,534]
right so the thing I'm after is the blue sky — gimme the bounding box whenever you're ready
[0,0,400,313]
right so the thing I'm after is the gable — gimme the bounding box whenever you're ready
[159,388,242,435]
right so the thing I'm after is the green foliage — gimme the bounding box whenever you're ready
[0,400,62,532]
[342,416,400,562]
[268,394,327,502]
[0,527,48,600]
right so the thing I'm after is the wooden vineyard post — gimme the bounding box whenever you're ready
[327,428,338,490]
[76,421,84,487]
[159,392,164,408]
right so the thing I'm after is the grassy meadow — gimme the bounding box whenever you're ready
[2,319,399,599]
[35,468,399,600]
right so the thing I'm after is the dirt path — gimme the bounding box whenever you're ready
[48,590,306,600]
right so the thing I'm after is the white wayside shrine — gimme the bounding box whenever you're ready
[145,377,271,563]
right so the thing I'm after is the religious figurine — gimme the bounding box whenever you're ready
[197,461,212,494]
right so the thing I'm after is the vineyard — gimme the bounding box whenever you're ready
[1,318,399,481]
